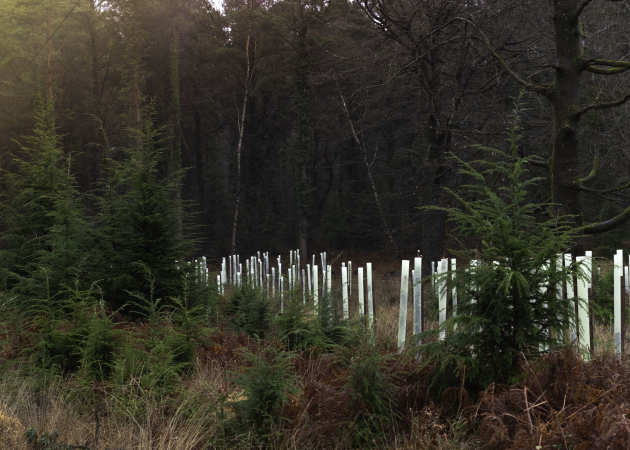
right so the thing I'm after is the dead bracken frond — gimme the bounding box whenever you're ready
[475,348,630,449]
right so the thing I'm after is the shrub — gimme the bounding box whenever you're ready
[31,284,108,376]
[79,310,119,382]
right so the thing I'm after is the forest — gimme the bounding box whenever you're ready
[3,0,630,262]
[2,0,630,449]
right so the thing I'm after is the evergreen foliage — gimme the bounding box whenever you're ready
[591,266,614,325]
[420,112,582,390]
[274,295,329,351]
[230,347,297,440]
[226,285,270,338]
[0,97,87,299]
[91,117,190,313]
[347,344,397,447]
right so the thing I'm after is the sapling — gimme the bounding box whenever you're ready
[419,111,581,389]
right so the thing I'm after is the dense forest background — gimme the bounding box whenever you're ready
[3,3,630,447]
[2,0,630,268]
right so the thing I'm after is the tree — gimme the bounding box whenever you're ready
[227,0,257,253]
[92,116,190,312]
[472,0,630,232]
[0,97,87,297]
[358,0,517,264]
[422,112,579,390]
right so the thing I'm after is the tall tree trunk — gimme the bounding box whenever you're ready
[46,11,54,102]
[194,110,205,218]
[133,65,142,130]
[169,21,183,238]
[87,0,100,115]
[419,112,448,287]
[419,51,449,287]
[294,2,312,259]
[550,0,582,221]
[231,33,252,253]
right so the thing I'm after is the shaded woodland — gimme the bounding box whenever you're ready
[4,2,630,448]
[2,0,630,265]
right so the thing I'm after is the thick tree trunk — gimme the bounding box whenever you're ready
[551,0,582,221]
[420,115,447,293]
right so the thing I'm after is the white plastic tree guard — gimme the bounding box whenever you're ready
[348,260,353,298]
[313,264,319,313]
[326,265,332,296]
[450,258,457,318]
[398,260,410,352]
[413,256,422,336]
[614,249,622,355]
[576,255,590,357]
[367,262,374,329]
[438,258,448,341]
[342,264,349,320]
[358,267,365,317]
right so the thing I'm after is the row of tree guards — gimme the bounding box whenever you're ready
[190,249,630,358]
[212,251,375,326]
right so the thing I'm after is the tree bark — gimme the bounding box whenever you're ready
[294,2,311,259]
[231,32,252,253]
[550,0,582,221]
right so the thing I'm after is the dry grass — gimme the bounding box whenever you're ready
[0,359,231,450]
[388,408,480,450]
[0,263,627,449]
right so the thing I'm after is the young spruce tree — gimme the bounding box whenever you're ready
[421,104,580,391]
[0,97,87,299]
[92,115,190,313]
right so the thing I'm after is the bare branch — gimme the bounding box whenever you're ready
[456,17,552,96]
[583,58,630,75]
[576,147,599,185]
[576,0,596,19]
[577,178,630,195]
[579,205,630,234]
[334,74,398,250]
[574,93,630,118]
[584,66,630,75]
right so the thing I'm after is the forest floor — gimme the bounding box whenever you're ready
[0,262,628,449]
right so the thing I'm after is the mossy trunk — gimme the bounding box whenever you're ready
[550,0,582,221]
